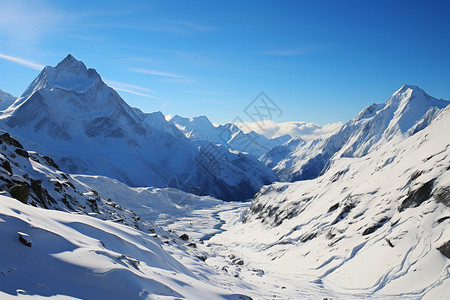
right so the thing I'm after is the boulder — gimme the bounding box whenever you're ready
[179,233,189,241]
[437,240,450,259]
[7,184,29,204]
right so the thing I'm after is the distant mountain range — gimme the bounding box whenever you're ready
[262,85,449,181]
[1,55,449,298]
[0,55,276,201]
[1,55,448,203]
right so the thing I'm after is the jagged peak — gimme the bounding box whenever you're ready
[400,84,421,91]
[54,54,89,74]
[191,115,212,123]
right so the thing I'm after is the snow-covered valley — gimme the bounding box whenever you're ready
[0,55,449,299]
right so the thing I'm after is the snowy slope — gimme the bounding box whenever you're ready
[0,196,257,300]
[215,103,450,298]
[263,85,450,181]
[0,129,259,299]
[168,114,291,158]
[0,55,276,201]
[0,89,15,110]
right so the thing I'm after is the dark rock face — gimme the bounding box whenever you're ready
[328,203,339,213]
[398,180,435,212]
[437,240,450,259]
[14,148,29,158]
[362,217,390,236]
[42,156,60,170]
[1,160,12,174]
[7,184,29,204]
[0,132,24,149]
[18,232,32,247]
[434,187,450,207]
[331,203,356,225]
[179,234,189,241]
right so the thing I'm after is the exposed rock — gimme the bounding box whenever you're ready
[385,238,394,247]
[437,216,450,224]
[437,240,450,259]
[42,155,59,169]
[196,254,207,262]
[232,258,244,265]
[362,217,390,236]
[0,132,24,148]
[179,233,189,241]
[1,160,12,174]
[409,170,423,182]
[18,232,32,247]
[300,232,317,243]
[14,149,29,158]
[7,184,29,204]
[328,203,339,213]
[398,180,435,212]
[30,179,50,208]
[434,187,450,207]
[187,242,196,248]
[331,203,356,225]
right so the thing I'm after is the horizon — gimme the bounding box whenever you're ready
[0,0,449,126]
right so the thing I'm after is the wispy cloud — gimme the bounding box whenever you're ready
[112,87,162,100]
[261,44,331,57]
[128,67,185,79]
[104,79,162,100]
[104,80,154,93]
[0,53,44,70]
[0,1,67,46]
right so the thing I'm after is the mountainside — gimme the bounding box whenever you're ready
[0,129,258,299]
[215,102,450,298]
[0,89,15,110]
[263,85,450,181]
[168,114,291,158]
[0,55,276,201]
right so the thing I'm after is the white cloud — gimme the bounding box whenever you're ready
[128,67,185,79]
[0,1,66,46]
[237,120,343,142]
[112,87,162,100]
[0,53,44,70]
[104,80,154,93]
[103,79,162,100]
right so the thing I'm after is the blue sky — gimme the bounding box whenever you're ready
[0,0,449,125]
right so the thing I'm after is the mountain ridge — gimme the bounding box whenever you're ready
[262,84,450,181]
[0,55,277,201]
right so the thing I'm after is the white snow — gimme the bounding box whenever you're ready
[0,55,276,201]
[219,102,450,298]
[167,114,291,158]
[0,55,449,299]
[262,85,450,182]
[0,196,255,300]
[0,89,16,110]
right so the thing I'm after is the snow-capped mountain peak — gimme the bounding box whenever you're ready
[262,84,449,181]
[0,55,277,201]
[21,54,101,99]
